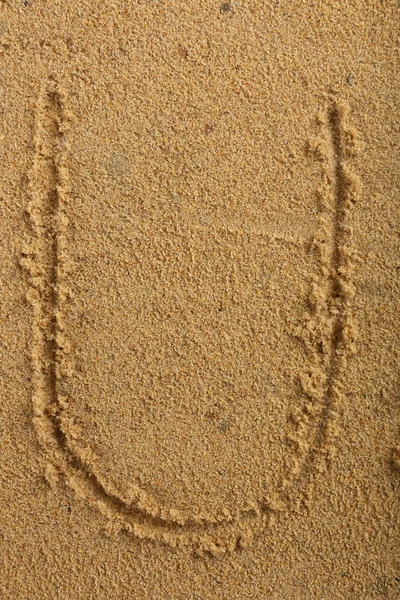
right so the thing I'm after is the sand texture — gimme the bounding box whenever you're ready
[0,0,399,598]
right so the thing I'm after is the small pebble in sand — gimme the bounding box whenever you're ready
[220,3,232,14]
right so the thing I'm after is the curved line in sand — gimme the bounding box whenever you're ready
[22,82,360,555]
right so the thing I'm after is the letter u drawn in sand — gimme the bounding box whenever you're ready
[22,82,361,556]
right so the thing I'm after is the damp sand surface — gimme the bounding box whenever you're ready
[0,1,399,599]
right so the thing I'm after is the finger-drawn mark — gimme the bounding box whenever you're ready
[286,99,361,502]
[22,84,361,556]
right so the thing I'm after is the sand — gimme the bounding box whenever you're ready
[0,0,399,598]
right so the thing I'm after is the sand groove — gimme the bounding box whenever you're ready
[22,81,67,453]
[23,87,360,555]
[287,99,361,501]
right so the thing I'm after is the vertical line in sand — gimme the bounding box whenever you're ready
[23,84,63,445]
[23,82,75,467]
[325,102,349,407]
[288,99,361,498]
[311,99,359,464]
[321,100,360,452]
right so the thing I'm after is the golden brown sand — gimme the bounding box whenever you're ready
[1,0,399,598]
